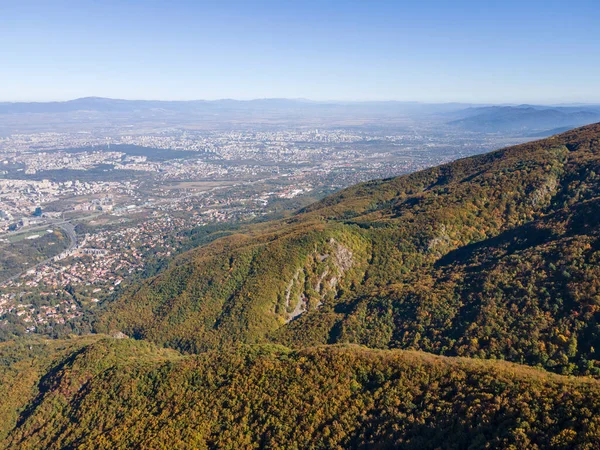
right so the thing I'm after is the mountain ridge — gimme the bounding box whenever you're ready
[0,97,475,115]
[3,336,600,449]
[447,105,600,133]
[89,123,600,378]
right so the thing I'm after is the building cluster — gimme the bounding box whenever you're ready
[14,150,124,173]
[0,178,125,232]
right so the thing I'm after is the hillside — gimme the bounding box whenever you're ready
[91,124,600,376]
[3,336,600,449]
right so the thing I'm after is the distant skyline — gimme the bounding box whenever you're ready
[2,0,599,104]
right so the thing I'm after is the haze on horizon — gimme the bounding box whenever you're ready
[1,0,599,104]
[3,96,600,108]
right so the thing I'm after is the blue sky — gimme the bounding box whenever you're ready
[1,0,599,103]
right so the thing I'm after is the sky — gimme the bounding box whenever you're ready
[1,0,599,104]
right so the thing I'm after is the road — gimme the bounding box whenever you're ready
[1,221,78,284]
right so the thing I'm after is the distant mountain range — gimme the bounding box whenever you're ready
[0,97,482,133]
[2,97,600,136]
[0,97,471,115]
[447,105,600,133]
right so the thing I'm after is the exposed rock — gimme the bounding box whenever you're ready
[284,238,355,323]
[112,331,129,339]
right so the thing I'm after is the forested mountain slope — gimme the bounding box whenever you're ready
[93,124,600,376]
[4,125,600,449]
[3,336,600,450]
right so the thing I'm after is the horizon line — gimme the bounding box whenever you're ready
[1,96,600,107]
